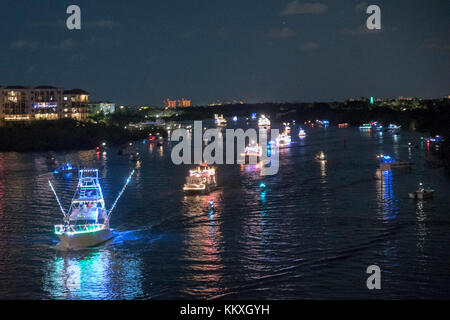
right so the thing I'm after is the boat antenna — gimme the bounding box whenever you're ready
[107,169,135,219]
[48,180,68,221]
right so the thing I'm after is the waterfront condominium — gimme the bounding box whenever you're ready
[0,85,89,123]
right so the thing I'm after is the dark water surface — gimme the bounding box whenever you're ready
[0,124,449,299]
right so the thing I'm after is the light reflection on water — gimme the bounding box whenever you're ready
[43,249,144,300]
[0,126,450,299]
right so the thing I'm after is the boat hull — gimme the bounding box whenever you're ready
[184,184,217,195]
[409,191,434,200]
[57,228,112,249]
[244,155,261,164]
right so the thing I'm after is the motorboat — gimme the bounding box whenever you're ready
[214,114,227,126]
[298,128,307,138]
[242,143,262,164]
[315,151,326,161]
[53,163,79,174]
[183,163,217,194]
[409,183,434,200]
[276,126,291,146]
[49,168,135,249]
[276,133,291,146]
[258,115,271,127]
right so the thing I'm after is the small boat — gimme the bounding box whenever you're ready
[242,143,262,164]
[183,163,217,195]
[53,163,78,174]
[338,123,349,128]
[276,133,291,146]
[49,169,135,249]
[214,114,227,126]
[315,151,326,161]
[258,115,271,127]
[409,183,434,200]
[388,124,401,131]
[298,128,306,138]
[359,123,372,130]
[276,126,291,146]
[426,135,444,143]
[377,154,413,171]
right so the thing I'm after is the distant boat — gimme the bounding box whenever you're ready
[214,114,227,126]
[242,143,262,164]
[276,132,291,146]
[315,151,326,161]
[338,123,349,128]
[388,124,401,131]
[53,163,79,174]
[46,154,57,165]
[426,135,444,143]
[298,128,306,138]
[409,183,434,200]
[359,123,372,130]
[183,163,217,195]
[258,115,271,127]
[276,125,291,146]
[377,154,413,171]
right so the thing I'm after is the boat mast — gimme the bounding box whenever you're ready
[48,180,68,222]
[107,170,135,220]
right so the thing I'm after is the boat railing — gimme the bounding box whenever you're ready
[54,223,105,234]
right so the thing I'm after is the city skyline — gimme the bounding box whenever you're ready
[0,0,449,105]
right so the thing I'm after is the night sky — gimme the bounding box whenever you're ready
[0,0,449,105]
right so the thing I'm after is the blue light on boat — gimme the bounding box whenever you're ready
[233,116,237,121]
[251,113,257,120]
[259,183,266,188]
[381,155,394,163]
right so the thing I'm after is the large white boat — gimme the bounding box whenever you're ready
[183,163,217,194]
[49,168,135,249]
[258,115,271,127]
[276,125,291,146]
[214,114,227,126]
